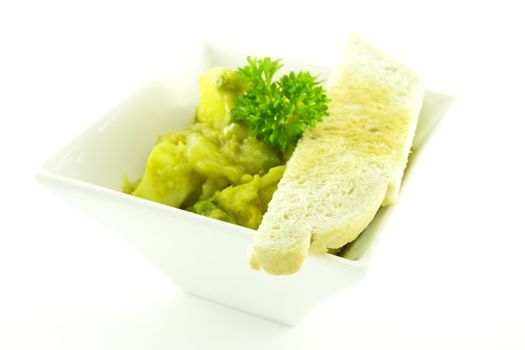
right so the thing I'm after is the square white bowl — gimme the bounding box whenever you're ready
[35,40,453,325]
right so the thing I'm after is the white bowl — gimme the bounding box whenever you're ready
[35,40,453,325]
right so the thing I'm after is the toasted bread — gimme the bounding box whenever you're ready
[249,35,425,275]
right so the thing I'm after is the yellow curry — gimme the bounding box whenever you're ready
[124,67,288,229]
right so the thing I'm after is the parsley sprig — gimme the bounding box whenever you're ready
[231,57,329,152]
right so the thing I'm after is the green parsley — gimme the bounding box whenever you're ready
[231,57,329,152]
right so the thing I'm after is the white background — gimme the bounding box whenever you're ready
[1,0,525,349]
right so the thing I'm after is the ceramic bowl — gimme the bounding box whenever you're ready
[36,40,453,325]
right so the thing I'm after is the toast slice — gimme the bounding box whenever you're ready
[249,35,425,275]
